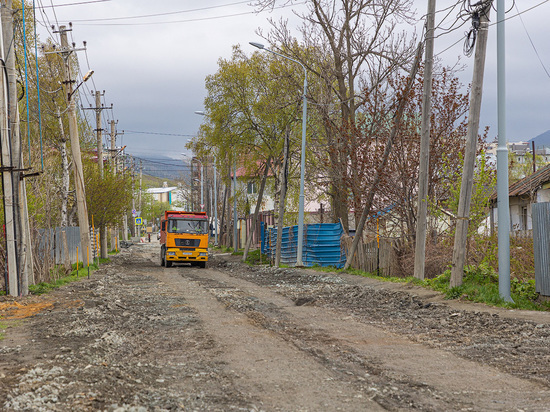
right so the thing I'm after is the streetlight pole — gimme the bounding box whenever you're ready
[195,110,218,246]
[250,42,307,266]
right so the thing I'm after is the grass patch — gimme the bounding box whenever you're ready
[0,319,21,341]
[0,321,7,340]
[346,262,550,312]
[29,258,110,296]
[244,249,269,266]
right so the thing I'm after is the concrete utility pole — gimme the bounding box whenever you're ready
[233,158,238,252]
[496,0,512,302]
[95,91,104,177]
[413,0,436,280]
[138,160,142,237]
[110,120,116,170]
[83,91,110,177]
[0,4,18,295]
[450,4,491,287]
[58,25,91,265]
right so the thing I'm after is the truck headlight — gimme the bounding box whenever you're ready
[199,252,207,257]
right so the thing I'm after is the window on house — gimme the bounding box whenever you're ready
[521,207,528,231]
[247,181,257,195]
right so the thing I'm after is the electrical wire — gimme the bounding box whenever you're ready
[124,130,196,137]
[36,0,111,8]
[514,3,550,80]
[33,0,45,171]
[68,1,252,22]
[59,2,305,26]
[462,0,492,57]
[20,0,33,165]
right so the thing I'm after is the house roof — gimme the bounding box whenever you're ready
[146,187,177,194]
[492,163,550,200]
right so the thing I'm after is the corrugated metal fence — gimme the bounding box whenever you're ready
[261,222,346,268]
[532,202,550,297]
[37,227,81,265]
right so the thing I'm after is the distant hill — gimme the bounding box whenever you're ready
[128,155,190,181]
[528,130,550,149]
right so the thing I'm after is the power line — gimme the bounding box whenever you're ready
[124,130,196,137]
[36,0,110,8]
[66,1,251,22]
[57,2,305,26]
[514,2,550,80]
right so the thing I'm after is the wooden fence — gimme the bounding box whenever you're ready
[341,235,400,277]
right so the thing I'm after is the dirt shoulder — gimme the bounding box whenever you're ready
[1,244,549,411]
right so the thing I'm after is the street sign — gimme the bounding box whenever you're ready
[135,217,143,226]
[200,204,205,211]
[132,209,137,217]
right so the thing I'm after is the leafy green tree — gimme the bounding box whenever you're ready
[192,45,305,253]
[84,161,133,255]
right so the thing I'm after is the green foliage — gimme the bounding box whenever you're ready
[244,249,269,266]
[422,263,549,310]
[508,151,547,184]
[84,161,133,228]
[140,192,170,228]
[29,258,108,295]
[430,151,496,239]
[345,259,549,311]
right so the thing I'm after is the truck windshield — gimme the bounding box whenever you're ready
[168,219,208,234]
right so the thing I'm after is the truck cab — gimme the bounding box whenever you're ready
[160,211,209,268]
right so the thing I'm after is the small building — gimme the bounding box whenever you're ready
[490,164,550,233]
[146,183,178,204]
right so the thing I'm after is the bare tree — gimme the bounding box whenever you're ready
[255,0,417,232]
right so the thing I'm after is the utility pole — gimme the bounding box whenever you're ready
[83,91,111,177]
[95,91,104,177]
[110,120,116,170]
[496,0,512,301]
[0,2,18,295]
[450,4,491,287]
[233,158,238,252]
[413,0,436,280]
[190,159,195,211]
[2,0,31,294]
[139,160,142,237]
[57,25,91,265]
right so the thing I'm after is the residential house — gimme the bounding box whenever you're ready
[489,163,550,233]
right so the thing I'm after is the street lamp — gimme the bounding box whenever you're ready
[68,69,94,101]
[250,41,308,267]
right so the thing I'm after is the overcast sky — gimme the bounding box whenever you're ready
[35,0,550,161]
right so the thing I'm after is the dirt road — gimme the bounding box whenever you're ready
[1,242,550,411]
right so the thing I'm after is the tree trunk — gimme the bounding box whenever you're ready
[242,156,272,262]
[275,133,290,266]
[344,42,423,270]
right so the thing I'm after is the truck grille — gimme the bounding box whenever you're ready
[175,238,200,247]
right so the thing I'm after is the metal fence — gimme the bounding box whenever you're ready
[261,222,346,268]
[532,202,550,297]
[37,227,81,265]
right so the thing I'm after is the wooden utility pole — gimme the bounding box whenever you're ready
[58,25,91,265]
[413,0,436,280]
[0,2,17,295]
[450,4,492,287]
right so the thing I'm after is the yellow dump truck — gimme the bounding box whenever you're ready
[159,211,209,268]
